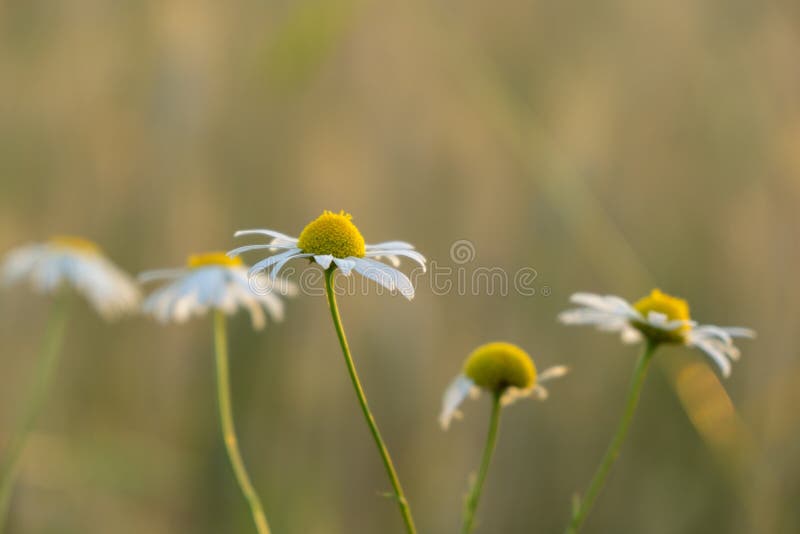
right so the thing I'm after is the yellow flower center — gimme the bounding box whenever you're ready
[297,210,366,259]
[463,342,537,393]
[187,251,243,269]
[632,288,692,343]
[49,235,101,254]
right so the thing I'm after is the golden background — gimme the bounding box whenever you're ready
[0,0,798,532]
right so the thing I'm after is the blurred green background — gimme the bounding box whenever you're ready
[0,0,798,532]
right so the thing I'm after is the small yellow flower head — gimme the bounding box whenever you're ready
[49,235,101,254]
[187,251,243,269]
[633,288,691,343]
[463,342,537,394]
[297,210,366,259]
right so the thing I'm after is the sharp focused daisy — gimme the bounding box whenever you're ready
[559,289,754,378]
[140,252,297,534]
[440,342,567,534]
[558,289,754,534]
[0,236,140,530]
[228,210,426,299]
[229,211,424,534]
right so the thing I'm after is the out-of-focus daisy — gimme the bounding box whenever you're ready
[0,235,139,529]
[139,251,295,534]
[139,251,295,329]
[2,236,140,319]
[439,342,567,534]
[230,211,422,534]
[559,289,754,534]
[228,210,426,299]
[440,341,568,430]
[559,289,755,377]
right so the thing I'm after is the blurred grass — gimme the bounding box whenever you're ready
[1,0,799,533]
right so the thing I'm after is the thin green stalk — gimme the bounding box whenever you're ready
[0,296,70,531]
[462,392,502,534]
[323,269,417,534]
[213,311,271,534]
[565,341,658,534]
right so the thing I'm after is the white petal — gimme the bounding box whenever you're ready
[333,257,356,275]
[366,241,416,251]
[352,257,415,300]
[538,365,569,382]
[692,339,732,378]
[248,248,302,277]
[234,229,299,244]
[314,255,334,269]
[227,243,287,257]
[365,249,427,272]
[439,375,475,430]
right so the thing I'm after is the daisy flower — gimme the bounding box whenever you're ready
[439,341,568,430]
[230,210,423,533]
[559,289,754,534]
[2,236,140,320]
[439,342,567,534]
[0,235,139,529]
[139,251,295,329]
[228,210,426,299]
[558,289,755,377]
[139,251,296,534]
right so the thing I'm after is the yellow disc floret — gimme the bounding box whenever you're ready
[632,288,692,343]
[463,342,537,394]
[187,251,243,269]
[50,235,101,254]
[297,210,366,259]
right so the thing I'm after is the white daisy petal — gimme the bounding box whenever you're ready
[247,248,303,277]
[365,249,427,272]
[692,339,732,378]
[234,229,299,244]
[352,257,415,300]
[314,255,334,270]
[538,365,570,382]
[439,375,475,430]
[366,241,416,251]
[333,257,356,275]
[227,243,288,257]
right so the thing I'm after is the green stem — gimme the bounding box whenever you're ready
[565,341,658,534]
[0,296,69,531]
[213,311,271,534]
[462,392,502,534]
[323,269,417,534]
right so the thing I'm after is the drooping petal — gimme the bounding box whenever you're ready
[333,257,356,275]
[692,339,732,378]
[314,255,334,269]
[439,375,476,430]
[352,257,415,300]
